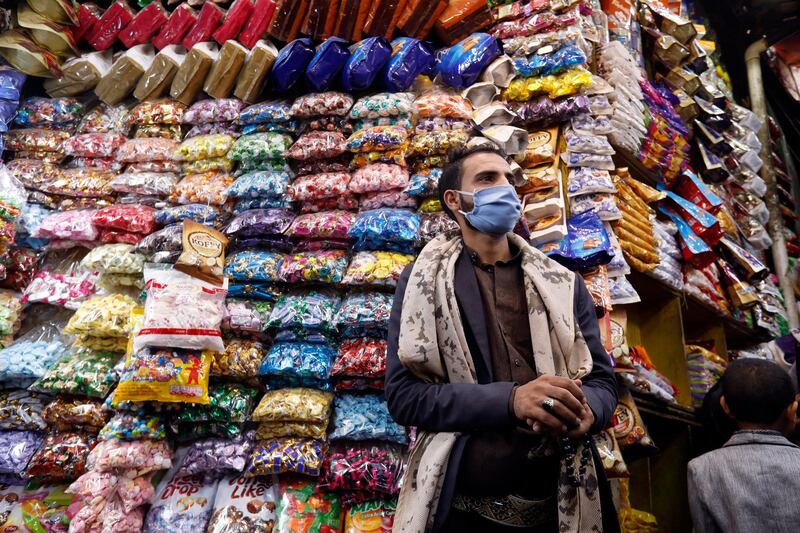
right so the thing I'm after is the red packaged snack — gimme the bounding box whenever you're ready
[153,4,198,50]
[239,0,277,48]
[435,0,492,44]
[119,1,168,48]
[76,3,103,43]
[335,0,369,41]
[183,2,225,51]
[269,0,309,42]
[213,0,254,45]
[92,204,157,235]
[86,0,135,51]
[303,0,340,40]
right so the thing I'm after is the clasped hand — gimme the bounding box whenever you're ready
[512,375,595,438]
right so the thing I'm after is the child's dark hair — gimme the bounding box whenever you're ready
[437,144,510,221]
[721,358,795,424]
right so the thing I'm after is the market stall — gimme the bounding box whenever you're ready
[0,0,795,531]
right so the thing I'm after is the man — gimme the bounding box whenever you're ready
[688,358,800,533]
[385,145,619,533]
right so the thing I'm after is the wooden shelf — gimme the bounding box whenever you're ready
[632,390,701,427]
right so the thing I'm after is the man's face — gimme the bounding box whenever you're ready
[444,152,515,217]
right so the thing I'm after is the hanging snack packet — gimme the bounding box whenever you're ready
[239,0,278,49]
[95,44,155,105]
[342,37,392,92]
[205,40,248,99]
[134,45,187,102]
[44,50,113,97]
[344,499,396,532]
[206,474,279,533]
[115,347,212,405]
[135,264,227,352]
[383,37,434,92]
[613,387,656,451]
[183,2,225,50]
[270,38,315,93]
[173,220,228,286]
[171,42,218,106]
[153,4,197,50]
[234,40,279,103]
[306,37,350,92]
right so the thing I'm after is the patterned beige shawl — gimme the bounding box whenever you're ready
[394,232,603,532]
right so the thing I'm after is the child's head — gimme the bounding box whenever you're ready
[721,358,798,434]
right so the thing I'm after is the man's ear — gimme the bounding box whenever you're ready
[443,189,461,215]
[720,395,735,420]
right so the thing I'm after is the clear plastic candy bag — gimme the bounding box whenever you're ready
[80,243,145,275]
[174,133,235,161]
[116,138,180,163]
[266,290,341,334]
[288,172,352,202]
[245,438,326,477]
[320,441,403,494]
[342,251,413,287]
[229,133,293,164]
[225,250,285,282]
[170,172,235,205]
[348,208,419,252]
[135,265,227,352]
[349,164,409,194]
[278,250,348,284]
[259,342,335,383]
[225,208,295,237]
[183,98,245,124]
[251,388,333,424]
[32,350,119,399]
[65,294,138,338]
[290,91,353,117]
[109,171,180,196]
[226,170,292,200]
[329,393,406,443]
[287,131,347,160]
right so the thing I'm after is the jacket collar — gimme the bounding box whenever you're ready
[723,429,799,449]
[454,247,493,380]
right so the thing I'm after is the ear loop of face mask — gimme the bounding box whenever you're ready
[454,190,474,217]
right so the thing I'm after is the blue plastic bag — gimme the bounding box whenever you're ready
[270,38,315,93]
[259,342,335,382]
[306,37,351,92]
[342,37,392,92]
[383,38,434,92]
[439,33,501,88]
[544,211,613,271]
[348,208,420,253]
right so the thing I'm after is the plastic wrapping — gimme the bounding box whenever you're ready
[329,393,406,443]
[32,349,118,398]
[183,2,225,49]
[178,431,256,476]
[342,37,391,91]
[95,44,155,105]
[266,290,341,334]
[234,40,279,103]
[92,204,157,235]
[40,166,115,198]
[144,471,219,532]
[288,172,351,202]
[171,42,218,105]
[86,0,135,51]
[0,30,62,79]
[245,437,326,476]
[270,38,315,93]
[384,38,434,92]
[305,38,350,92]
[320,441,403,494]
[64,294,137,338]
[278,250,348,284]
[259,342,335,384]
[153,4,197,50]
[348,208,419,252]
[207,474,279,533]
[288,131,347,160]
[274,478,343,532]
[205,40,248,99]
[291,91,353,117]
[268,0,309,42]
[119,1,168,48]
[44,50,113,97]
[239,0,277,48]
[225,250,285,282]
[171,172,235,205]
[342,251,413,287]
[0,431,44,476]
[134,46,186,101]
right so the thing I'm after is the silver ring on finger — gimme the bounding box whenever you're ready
[542,397,556,413]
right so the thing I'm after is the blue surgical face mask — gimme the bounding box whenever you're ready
[456,184,522,236]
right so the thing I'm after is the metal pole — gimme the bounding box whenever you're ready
[744,38,800,329]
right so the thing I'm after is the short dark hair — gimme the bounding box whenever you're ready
[437,144,510,221]
[721,358,795,424]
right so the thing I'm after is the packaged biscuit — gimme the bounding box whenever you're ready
[171,42,218,106]
[95,44,155,105]
[174,220,229,286]
[204,40,247,99]
[234,40,279,104]
[134,45,187,102]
